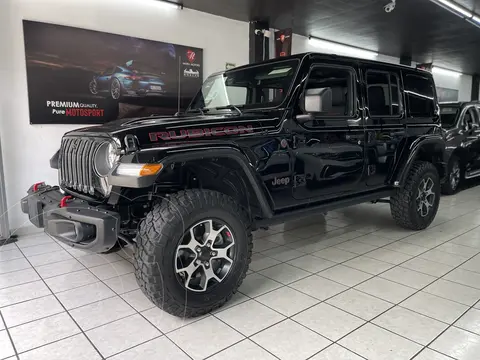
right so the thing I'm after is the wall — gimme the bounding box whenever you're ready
[0,0,249,231]
[292,33,473,101]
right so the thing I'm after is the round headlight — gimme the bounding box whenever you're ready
[95,141,120,177]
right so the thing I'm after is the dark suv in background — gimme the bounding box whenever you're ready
[440,101,480,194]
[22,53,446,317]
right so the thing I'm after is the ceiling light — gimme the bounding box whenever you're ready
[434,0,472,18]
[472,15,480,23]
[155,0,182,9]
[432,66,462,77]
[308,37,378,60]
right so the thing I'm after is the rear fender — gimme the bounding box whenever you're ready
[391,135,446,187]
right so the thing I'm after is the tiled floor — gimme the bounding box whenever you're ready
[2,187,480,359]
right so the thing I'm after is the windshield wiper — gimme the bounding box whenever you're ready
[215,105,243,116]
[184,108,209,115]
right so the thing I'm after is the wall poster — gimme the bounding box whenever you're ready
[436,87,459,102]
[274,28,292,58]
[23,20,203,125]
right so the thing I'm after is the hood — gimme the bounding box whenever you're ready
[65,112,276,147]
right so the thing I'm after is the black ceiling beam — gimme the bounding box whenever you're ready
[472,74,479,101]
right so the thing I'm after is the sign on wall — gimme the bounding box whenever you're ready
[436,87,459,102]
[23,20,203,125]
[274,28,292,58]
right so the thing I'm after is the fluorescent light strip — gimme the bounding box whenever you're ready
[435,0,473,17]
[156,0,181,9]
[308,37,378,60]
[432,66,462,77]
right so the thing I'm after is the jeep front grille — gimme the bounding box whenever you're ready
[59,137,102,196]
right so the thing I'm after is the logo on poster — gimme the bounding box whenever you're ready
[187,50,196,63]
[184,68,200,78]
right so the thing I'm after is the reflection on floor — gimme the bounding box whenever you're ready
[1,187,480,359]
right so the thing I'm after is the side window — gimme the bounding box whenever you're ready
[303,66,353,117]
[404,74,435,117]
[366,71,402,116]
[464,108,479,127]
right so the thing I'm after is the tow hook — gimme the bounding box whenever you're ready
[59,195,73,208]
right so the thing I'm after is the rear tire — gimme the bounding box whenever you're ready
[390,161,440,230]
[441,155,462,195]
[134,189,252,317]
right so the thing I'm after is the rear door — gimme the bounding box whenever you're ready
[361,66,405,187]
[291,62,366,201]
[464,106,480,176]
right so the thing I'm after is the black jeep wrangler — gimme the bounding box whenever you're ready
[22,53,446,317]
[439,101,480,194]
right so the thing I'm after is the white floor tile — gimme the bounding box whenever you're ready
[86,314,160,358]
[436,242,480,257]
[424,279,480,306]
[312,248,357,263]
[414,348,453,360]
[355,277,416,303]
[56,281,115,310]
[364,248,412,265]
[259,263,310,285]
[21,243,62,257]
[310,344,364,360]
[430,327,480,360]
[400,291,468,323]
[0,330,15,359]
[383,241,429,256]
[215,300,284,336]
[419,249,469,267]
[455,308,480,336]
[379,266,436,289]
[461,254,480,273]
[355,234,396,247]
[238,273,283,298]
[208,339,277,360]
[293,303,365,341]
[9,312,80,353]
[141,307,207,333]
[444,268,480,289]
[343,256,394,275]
[261,246,304,262]
[109,337,189,360]
[326,289,393,321]
[256,287,319,317]
[318,264,373,287]
[88,260,134,281]
[0,249,24,262]
[169,316,244,360]
[249,253,281,272]
[252,319,331,360]
[103,273,139,294]
[26,250,73,267]
[0,268,40,290]
[18,334,101,360]
[290,275,347,300]
[0,280,51,307]
[44,269,97,293]
[76,253,123,268]
[120,289,155,312]
[334,240,378,255]
[2,295,64,328]
[400,257,453,277]
[0,258,31,274]
[35,259,85,279]
[372,306,448,345]
[339,323,422,360]
[286,255,336,273]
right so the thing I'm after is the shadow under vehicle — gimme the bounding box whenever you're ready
[22,53,446,317]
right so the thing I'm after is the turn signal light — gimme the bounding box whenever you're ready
[115,163,163,177]
[139,164,163,176]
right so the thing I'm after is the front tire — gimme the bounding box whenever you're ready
[441,155,462,195]
[390,161,440,230]
[110,78,122,100]
[134,189,252,317]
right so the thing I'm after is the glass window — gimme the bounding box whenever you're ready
[189,59,299,111]
[439,105,459,128]
[304,66,353,117]
[404,74,435,117]
[366,71,401,116]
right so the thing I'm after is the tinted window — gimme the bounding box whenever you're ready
[439,105,459,128]
[304,66,353,117]
[366,71,401,116]
[404,74,435,117]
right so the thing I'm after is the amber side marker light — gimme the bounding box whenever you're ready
[115,163,163,177]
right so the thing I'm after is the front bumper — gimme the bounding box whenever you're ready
[21,184,120,253]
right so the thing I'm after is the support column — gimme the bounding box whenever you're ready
[249,20,269,64]
[472,74,479,101]
[400,55,412,66]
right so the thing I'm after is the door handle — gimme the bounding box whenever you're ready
[347,118,362,126]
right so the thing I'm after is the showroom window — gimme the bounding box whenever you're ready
[304,66,354,117]
[404,74,435,117]
[366,71,402,117]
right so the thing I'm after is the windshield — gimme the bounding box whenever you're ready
[440,105,460,128]
[188,59,299,111]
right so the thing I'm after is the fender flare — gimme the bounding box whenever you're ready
[392,135,446,187]
[109,146,274,218]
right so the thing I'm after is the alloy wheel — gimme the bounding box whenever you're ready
[416,177,436,217]
[450,162,460,190]
[89,80,98,95]
[111,79,121,100]
[175,219,235,292]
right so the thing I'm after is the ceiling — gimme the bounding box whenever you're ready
[180,0,480,74]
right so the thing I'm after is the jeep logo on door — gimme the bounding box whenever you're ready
[272,177,290,186]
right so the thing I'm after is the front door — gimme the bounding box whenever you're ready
[292,63,366,201]
[463,106,480,176]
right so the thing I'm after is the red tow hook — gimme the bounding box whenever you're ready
[59,196,73,208]
[33,182,45,192]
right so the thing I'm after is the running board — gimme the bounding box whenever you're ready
[255,189,393,228]
[465,169,480,180]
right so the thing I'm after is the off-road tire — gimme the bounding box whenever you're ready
[390,161,440,230]
[134,189,252,317]
[441,155,462,195]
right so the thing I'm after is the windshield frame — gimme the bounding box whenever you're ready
[187,58,301,113]
[439,104,460,129]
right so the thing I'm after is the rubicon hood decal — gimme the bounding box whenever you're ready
[149,125,254,141]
